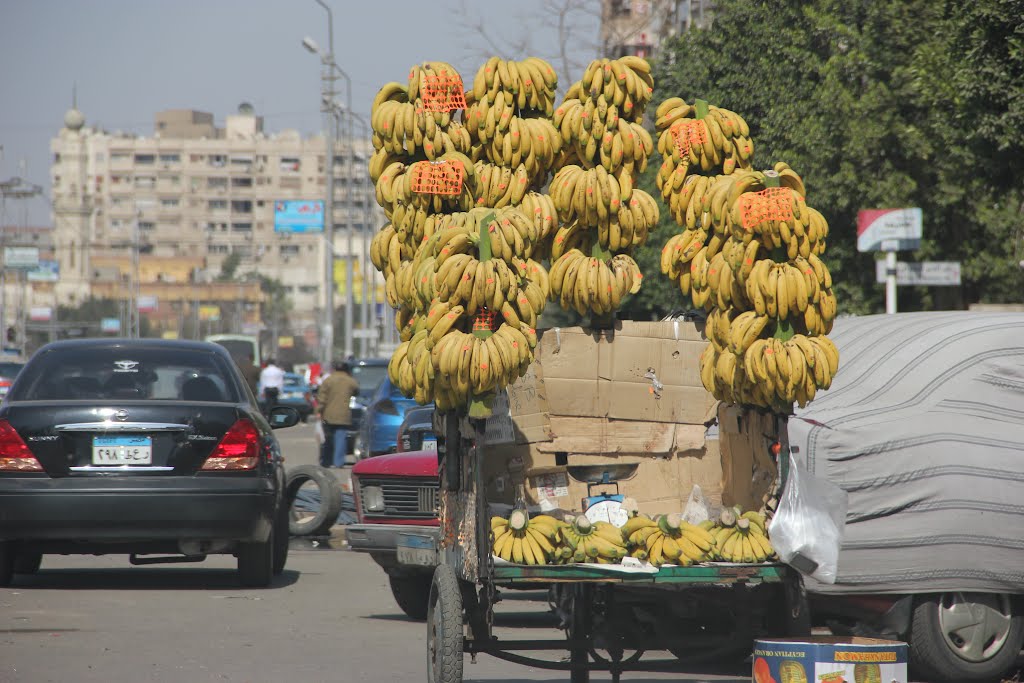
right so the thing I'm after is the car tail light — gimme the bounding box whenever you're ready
[377,399,398,415]
[0,420,42,472]
[201,419,260,470]
[395,424,406,452]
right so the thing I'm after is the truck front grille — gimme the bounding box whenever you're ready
[358,476,439,519]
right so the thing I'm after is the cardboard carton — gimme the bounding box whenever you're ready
[752,637,908,683]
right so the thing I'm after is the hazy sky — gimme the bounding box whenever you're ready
[0,0,599,225]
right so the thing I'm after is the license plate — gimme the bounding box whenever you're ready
[422,438,437,452]
[396,533,436,567]
[92,435,153,465]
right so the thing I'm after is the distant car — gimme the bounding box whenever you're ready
[0,361,25,400]
[396,404,436,453]
[353,377,417,460]
[0,338,301,587]
[348,358,389,435]
[278,372,315,421]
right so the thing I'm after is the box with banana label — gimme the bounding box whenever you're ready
[752,637,907,683]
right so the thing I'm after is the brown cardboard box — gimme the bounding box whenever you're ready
[718,403,781,511]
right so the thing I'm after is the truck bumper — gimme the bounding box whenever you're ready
[345,524,439,572]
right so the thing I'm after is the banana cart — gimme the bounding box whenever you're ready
[426,412,809,683]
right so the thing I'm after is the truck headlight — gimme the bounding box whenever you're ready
[361,485,385,513]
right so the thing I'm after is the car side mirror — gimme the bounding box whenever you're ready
[268,406,300,429]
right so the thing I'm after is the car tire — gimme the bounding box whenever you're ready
[389,574,432,620]
[13,552,42,575]
[0,542,14,587]
[909,592,1023,682]
[237,531,274,588]
[272,501,289,576]
[285,464,343,537]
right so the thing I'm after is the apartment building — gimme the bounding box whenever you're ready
[50,103,385,346]
[601,0,714,59]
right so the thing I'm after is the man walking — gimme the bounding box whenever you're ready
[317,359,359,467]
[258,357,285,414]
[236,353,261,399]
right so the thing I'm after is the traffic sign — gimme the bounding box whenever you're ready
[875,260,961,286]
[857,208,922,252]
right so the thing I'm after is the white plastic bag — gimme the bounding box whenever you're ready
[313,419,326,445]
[769,453,848,584]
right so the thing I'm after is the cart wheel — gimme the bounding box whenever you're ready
[569,584,591,683]
[427,565,463,683]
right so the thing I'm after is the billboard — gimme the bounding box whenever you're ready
[29,306,52,322]
[137,295,158,312]
[101,318,121,334]
[4,247,40,269]
[274,200,324,233]
[26,259,59,282]
[332,258,386,303]
[857,208,922,252]
[199,305,221,321]
[875,260,961,286]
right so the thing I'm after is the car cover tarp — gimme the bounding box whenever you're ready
[787,311,1024,594]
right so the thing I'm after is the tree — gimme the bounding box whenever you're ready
[632,0,1024,315]
[216,252,242,282]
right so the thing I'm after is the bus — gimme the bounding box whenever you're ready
[205,334,261,365]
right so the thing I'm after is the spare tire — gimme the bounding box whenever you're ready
[285,464,344,537]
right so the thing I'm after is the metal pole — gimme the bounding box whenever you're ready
[314,0,337,365]
[132,211,141,337]
[341,69,355,359]
[885,250,898,314]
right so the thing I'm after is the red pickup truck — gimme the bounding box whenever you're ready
[345,449,440,620]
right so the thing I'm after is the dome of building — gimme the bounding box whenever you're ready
[63,107,85,131]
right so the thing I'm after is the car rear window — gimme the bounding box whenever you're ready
[352,364,387,399]
[9,346,241,402]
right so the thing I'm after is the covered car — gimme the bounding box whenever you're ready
[789,311,1024,682]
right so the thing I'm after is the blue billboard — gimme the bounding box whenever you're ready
[274,200,324,233]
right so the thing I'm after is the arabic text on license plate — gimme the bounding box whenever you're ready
[422,439,437,452]
[92,435,153,465]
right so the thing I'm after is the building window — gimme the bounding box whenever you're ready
[160,198,179,207]
[279,157,300,172]
[209,154,226,167]
[231,200,252,213]
[280,177,301,189]
[111,174,125,184]
[135,176,156,189]
[280,245,300,256]
[231,177,253,188]
[138,221,156,231]
[208,177,228,189]
[190,154,204,163]
[207,244,229,254]
[231,222,252,233]
[208,199,228,210]
[134,154,155,165]
[298,285,318,294]
[159,153,181,164]
[233,245,252,257]
[611,0,631,16]
[111,152,131,163]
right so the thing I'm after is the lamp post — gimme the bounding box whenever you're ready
[303,0,354,363]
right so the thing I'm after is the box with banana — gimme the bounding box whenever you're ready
[547,56,658,320]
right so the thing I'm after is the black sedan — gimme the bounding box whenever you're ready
[0,339,300,587]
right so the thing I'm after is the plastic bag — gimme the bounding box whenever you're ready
[313,419,326,445]
[768,453,848,584]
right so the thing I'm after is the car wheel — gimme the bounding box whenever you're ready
[286,464,343,537]
[0,542,14,586]
[272,500,289,576]
[910,592,1023,682]
[13,552,42,575]
[237,531,274,588]
[389,574,432,620]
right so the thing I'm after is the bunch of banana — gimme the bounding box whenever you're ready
[550,166,660,244]
[407,61,465,106]
[567,56,655,122]
[712,509,776,563]
[519,191,558,251]
[388,328,437,405]
[654,98,754,176]
[468,57,560,120]
[432,322,538,408]
[473,162,532,209]
[630,513,716,567]
[657,172,733,237]
[490,511,562,565]
[473,118,562,180]
[374,152,478,218]
[559,515,628,564]
[548,250,643,316]
[552,97,654,177]
[371,99,472,160]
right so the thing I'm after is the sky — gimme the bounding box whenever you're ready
[0,0,599,226]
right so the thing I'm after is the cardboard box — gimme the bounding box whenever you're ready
[752,637,908,683]
[718,404,782,511]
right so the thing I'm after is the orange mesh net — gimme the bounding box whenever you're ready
[671,120,707,156]
[410,160,464,196]
[422,73,468,113]
[738,187,795,230]
[473,307,499,332]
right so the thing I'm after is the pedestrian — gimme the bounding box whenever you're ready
[317,359,359,467]
[258,357,285,414]
[235,353,261,400]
